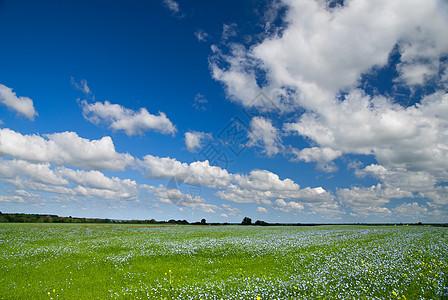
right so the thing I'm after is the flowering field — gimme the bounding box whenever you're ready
[0,224,447,299]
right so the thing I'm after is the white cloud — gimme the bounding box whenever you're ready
[145,184,220,213]
[393,202,429,218]
[0,128,134,171]
[0,84,37,120]
[422,186,448,208]
[192,93,209,111]
[221,203,240,215]
[0,159,68,186]
[337,184,414,217]
[0,158,141,202]
[285,90,448,174]
[290,147,342,172]
[234,169,299,192]
[139,154,338,214]
[163,0,181,16]
[213,0,448,106]
[81,100,176,136]
[248,117,282,157]
[194,30,209,42]
[0,195,24,203]
[139,155,232,189]
[70,77,91,94]
[57,167,138,200]
[274,198,304,212]
[257,206,268,213]
[14,190,40,198]
[184,131,212,152]
[397,63,436,86]
[211,0,448,184]
[221,23,237,41]
[356,164,437,193]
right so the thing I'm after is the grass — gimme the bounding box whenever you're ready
[0,223,447,299]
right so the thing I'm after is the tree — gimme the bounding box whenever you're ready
[241,217,252,225]
[201,218,207,225]
[255,220,268,226]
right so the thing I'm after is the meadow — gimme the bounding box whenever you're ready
[0,223,447,299]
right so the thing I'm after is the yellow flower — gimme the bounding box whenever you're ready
[47,292,50,296]
[392,291,398,297]
[256,297,261,300]
[169,270,172,273]
[53,289,55,293]
[165,273,167,275]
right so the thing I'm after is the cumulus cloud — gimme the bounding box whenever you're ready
[221,23,237,41]
[163,0,183,17]
[248,117,282,157]
[257,206,268,213]
[212,0,448,107]
[211,0,448,185]
[420,186,448,208]
[274,199,304,212]
[356,164,438,193]
[0,128,134,171]
[0,159,67,186]
[139,155,232,189]
[184,131,212,152]
[192,93,209,111]
[0,158,139,201]
[0,84,37,120]
[81,100,176,136]
[194,30,209,42]
[58,168,138,199]
[139,154,338,214]
[337,184,413,217]
[290,147,342,172]
[285,90,448,174]
[393,202,429,219]
[145,185,221,213]
[234,169,299,192]
[70,77,91,94]
[0,195,25,203]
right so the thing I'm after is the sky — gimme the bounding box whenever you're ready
[0,0,447,223]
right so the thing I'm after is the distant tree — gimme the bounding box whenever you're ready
[241,217,252,225]
[201,218,207,225]
[255,220,268,226]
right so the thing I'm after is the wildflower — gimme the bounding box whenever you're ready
[256,297,261,300]
[392,291,398,297]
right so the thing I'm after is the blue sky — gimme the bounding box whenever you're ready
[1,0,447,223]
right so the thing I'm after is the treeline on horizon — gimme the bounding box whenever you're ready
[0,212,446,227]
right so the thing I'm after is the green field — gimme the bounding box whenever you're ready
[0,224,447,299]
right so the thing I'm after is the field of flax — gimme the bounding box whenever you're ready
[0,223,447,299]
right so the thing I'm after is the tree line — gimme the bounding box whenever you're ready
[0,212,443,226]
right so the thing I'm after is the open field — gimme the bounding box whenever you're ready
[0,224,447,299]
